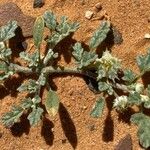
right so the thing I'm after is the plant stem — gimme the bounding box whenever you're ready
[42,66,97,79]
[10,63,33,74]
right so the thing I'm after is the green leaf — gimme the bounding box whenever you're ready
[47,16,79,48]
[43,11,57,30]
[136,49,150,73]
[0,61,14,80]
[128,92,142,106]
[89,21,110,49]
[1,106,24,127]
[43,49,58,66]
[122,69,137,84]
[0,48,12,60]
[45,90,59,117]
[36,73,46,86]
[33,16,44,49]
[131,113,150,148]
[20,98,33,109]
[17,79,39,93]
[27,107,43,126]
[72,42,84,62]
[90,98,105,118]
[19,51,39,68]
[79,51,98,68]
[0,21,18,42]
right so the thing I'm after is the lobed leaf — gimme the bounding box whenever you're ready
[122,69,137,84]
[131,113,150,148]
[136,49,150,73]
[128,92,142,106]
[79,51,98,68]
[90,98,105,118]
[27,107,43,126]
[19,51,39,68]
[17,79,39,94]
[72,42,84,62]
[43,11,57,30]
[33,16,44,49]
[0,21,18,42]
[47,16,79,48]
[45,90,59,117]
[89,21,110,49]
[1,106,24,127]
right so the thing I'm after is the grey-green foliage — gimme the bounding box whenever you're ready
[89,21,110,49]
[1,10,81,128]
[33,16,44,49]
[90,98,105,118]
[137,49,150,73]
[0,21,17,42]
[27,107,43,126]
[1,10,150,149]
[131,113,150,148]
[72,42,98,68]
[44,11,79,48]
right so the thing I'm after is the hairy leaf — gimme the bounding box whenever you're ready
[0,48,12,60]
[0,21,18,42]
[98,81,113,95]
[47,16,79,48]
[72,42,84,62]
[89,21,110,49]
[17,79,39,93]
[90,98,105,118]
[128,92,142,106]
[43,11,57,30]
[131,113,150,148]
[45,90,59,117]
[1,106,24,127]
[20,98,33,109]
[19,51,39,67]
[36,73,46,86]
[0,61,14,80]
[43,49,58,66]
[33,16,44,49]
[27,107,43,126]
[122,69,137,84]
[79,51,98,68]
[136,49,150,73]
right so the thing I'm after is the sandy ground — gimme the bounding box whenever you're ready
[1,0,150,149]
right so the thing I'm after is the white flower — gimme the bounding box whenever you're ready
[113,96,128,110]
[140,95,149,102]
[135,83,144,93]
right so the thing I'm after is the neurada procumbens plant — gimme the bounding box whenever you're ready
[0,11,150,149]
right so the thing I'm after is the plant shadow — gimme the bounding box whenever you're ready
[59,103,77,149]
[41,117,54,146]
[10,114,30,137]
[102,96,114,142]
[9,27,27,60]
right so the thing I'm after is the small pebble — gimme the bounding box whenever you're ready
[85,11,94,20]
[0,2,35,38]
[95,2,102,12]
[33,0,44,8]
[115,134,132,150]
[88,124,96,131]
[144,33,150,39]
[62,139,67,144]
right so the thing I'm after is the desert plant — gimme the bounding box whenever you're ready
[0,10,150,149]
